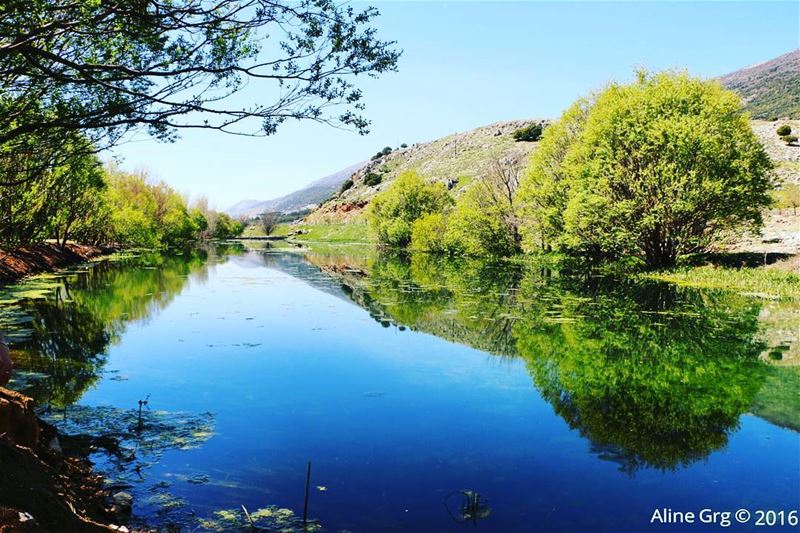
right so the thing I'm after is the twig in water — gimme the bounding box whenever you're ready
[303,461,312,528]
[241,505,256,530]
[136,394,150,432]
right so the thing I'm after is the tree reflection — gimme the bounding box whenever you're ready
[514,274,767,472]
[7,248,217,406]
[305,251,774,472]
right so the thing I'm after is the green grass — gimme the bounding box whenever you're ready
[281,223,371,243]
[240,221,371,243]
[648,265,800,300]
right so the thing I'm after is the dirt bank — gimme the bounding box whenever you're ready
[0,243,114,283]
[0,387,134,532]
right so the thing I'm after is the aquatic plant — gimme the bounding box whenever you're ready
[197,506,321,532]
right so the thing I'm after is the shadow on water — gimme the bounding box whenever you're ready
[292,249,797,473]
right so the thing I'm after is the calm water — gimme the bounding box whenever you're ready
[2,244,798,532]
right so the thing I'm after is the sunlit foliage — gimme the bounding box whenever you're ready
[517,72,774,267]
[368,171,452,247]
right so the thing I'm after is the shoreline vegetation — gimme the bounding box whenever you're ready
[647,258,800,300]
[363,72,779,268]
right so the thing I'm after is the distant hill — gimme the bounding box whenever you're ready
[306,119,545,223]
[226,161,366,217]
[720,49,800,120]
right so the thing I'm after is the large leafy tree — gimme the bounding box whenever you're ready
[516,99,591,252]
[517,71,774,267]
[0,0,400,184]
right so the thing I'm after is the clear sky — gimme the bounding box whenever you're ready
[109,1,800,210]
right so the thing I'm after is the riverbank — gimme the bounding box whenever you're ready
[646,254,800,300]
[0,388,134,532]
[0,243,115,283]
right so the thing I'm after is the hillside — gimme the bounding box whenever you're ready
[226,161,366,217]
[240,51,798,223]
[720,49,800,120]
[730,119,800,254]
[306,120,545,223]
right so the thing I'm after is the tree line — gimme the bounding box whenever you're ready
[0,0,398,249]
[0,140,245,247]
[369,71,776,268]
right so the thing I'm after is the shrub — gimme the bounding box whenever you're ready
[368,171,453,247]
[776,124,792,136]
[371,146,393,160]
[516,71,774,267]
[781,134,798,145]
[339,179,354,193]
[364,172,383,187]
[512,123,543,142]
[445,183,520,257]
[400,143,408,148]
[410,213,449,253]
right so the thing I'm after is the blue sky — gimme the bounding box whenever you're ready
[110,1,800,209]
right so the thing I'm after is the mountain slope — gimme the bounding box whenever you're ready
[306,119,545,223]
[226,162,366,217]
[720,49,800,120]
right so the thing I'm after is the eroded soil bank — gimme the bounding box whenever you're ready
[0,244,113,283]
[0,387,135,532]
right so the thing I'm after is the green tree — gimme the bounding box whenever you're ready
[445,177,520,257]
[410,213,449,253]
[0,132,106,245]
[516,100,592,252]
[190,209,209,235]
[0,0,400,177]
[368,171,452,247]
[776,124,792,136]
[339,179,354,193]
[103,166,204,247]
[517,71,774,267]
[364,172,383,187]
[48,148,107,245]
[104,169,161,247]
[213,213,245,239]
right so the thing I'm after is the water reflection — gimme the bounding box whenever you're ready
[3,245,240,406]
[1,245,797,507]
[296,250,795,472]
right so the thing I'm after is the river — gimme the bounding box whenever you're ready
[1,243,798,531]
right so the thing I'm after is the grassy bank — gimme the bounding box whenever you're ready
[244,223,371,243]
[647,262,800,300]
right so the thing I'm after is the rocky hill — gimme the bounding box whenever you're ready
[730,119,800,254]
[720,49,800,120]
[306,120,545,223]
[226,161,366,217]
